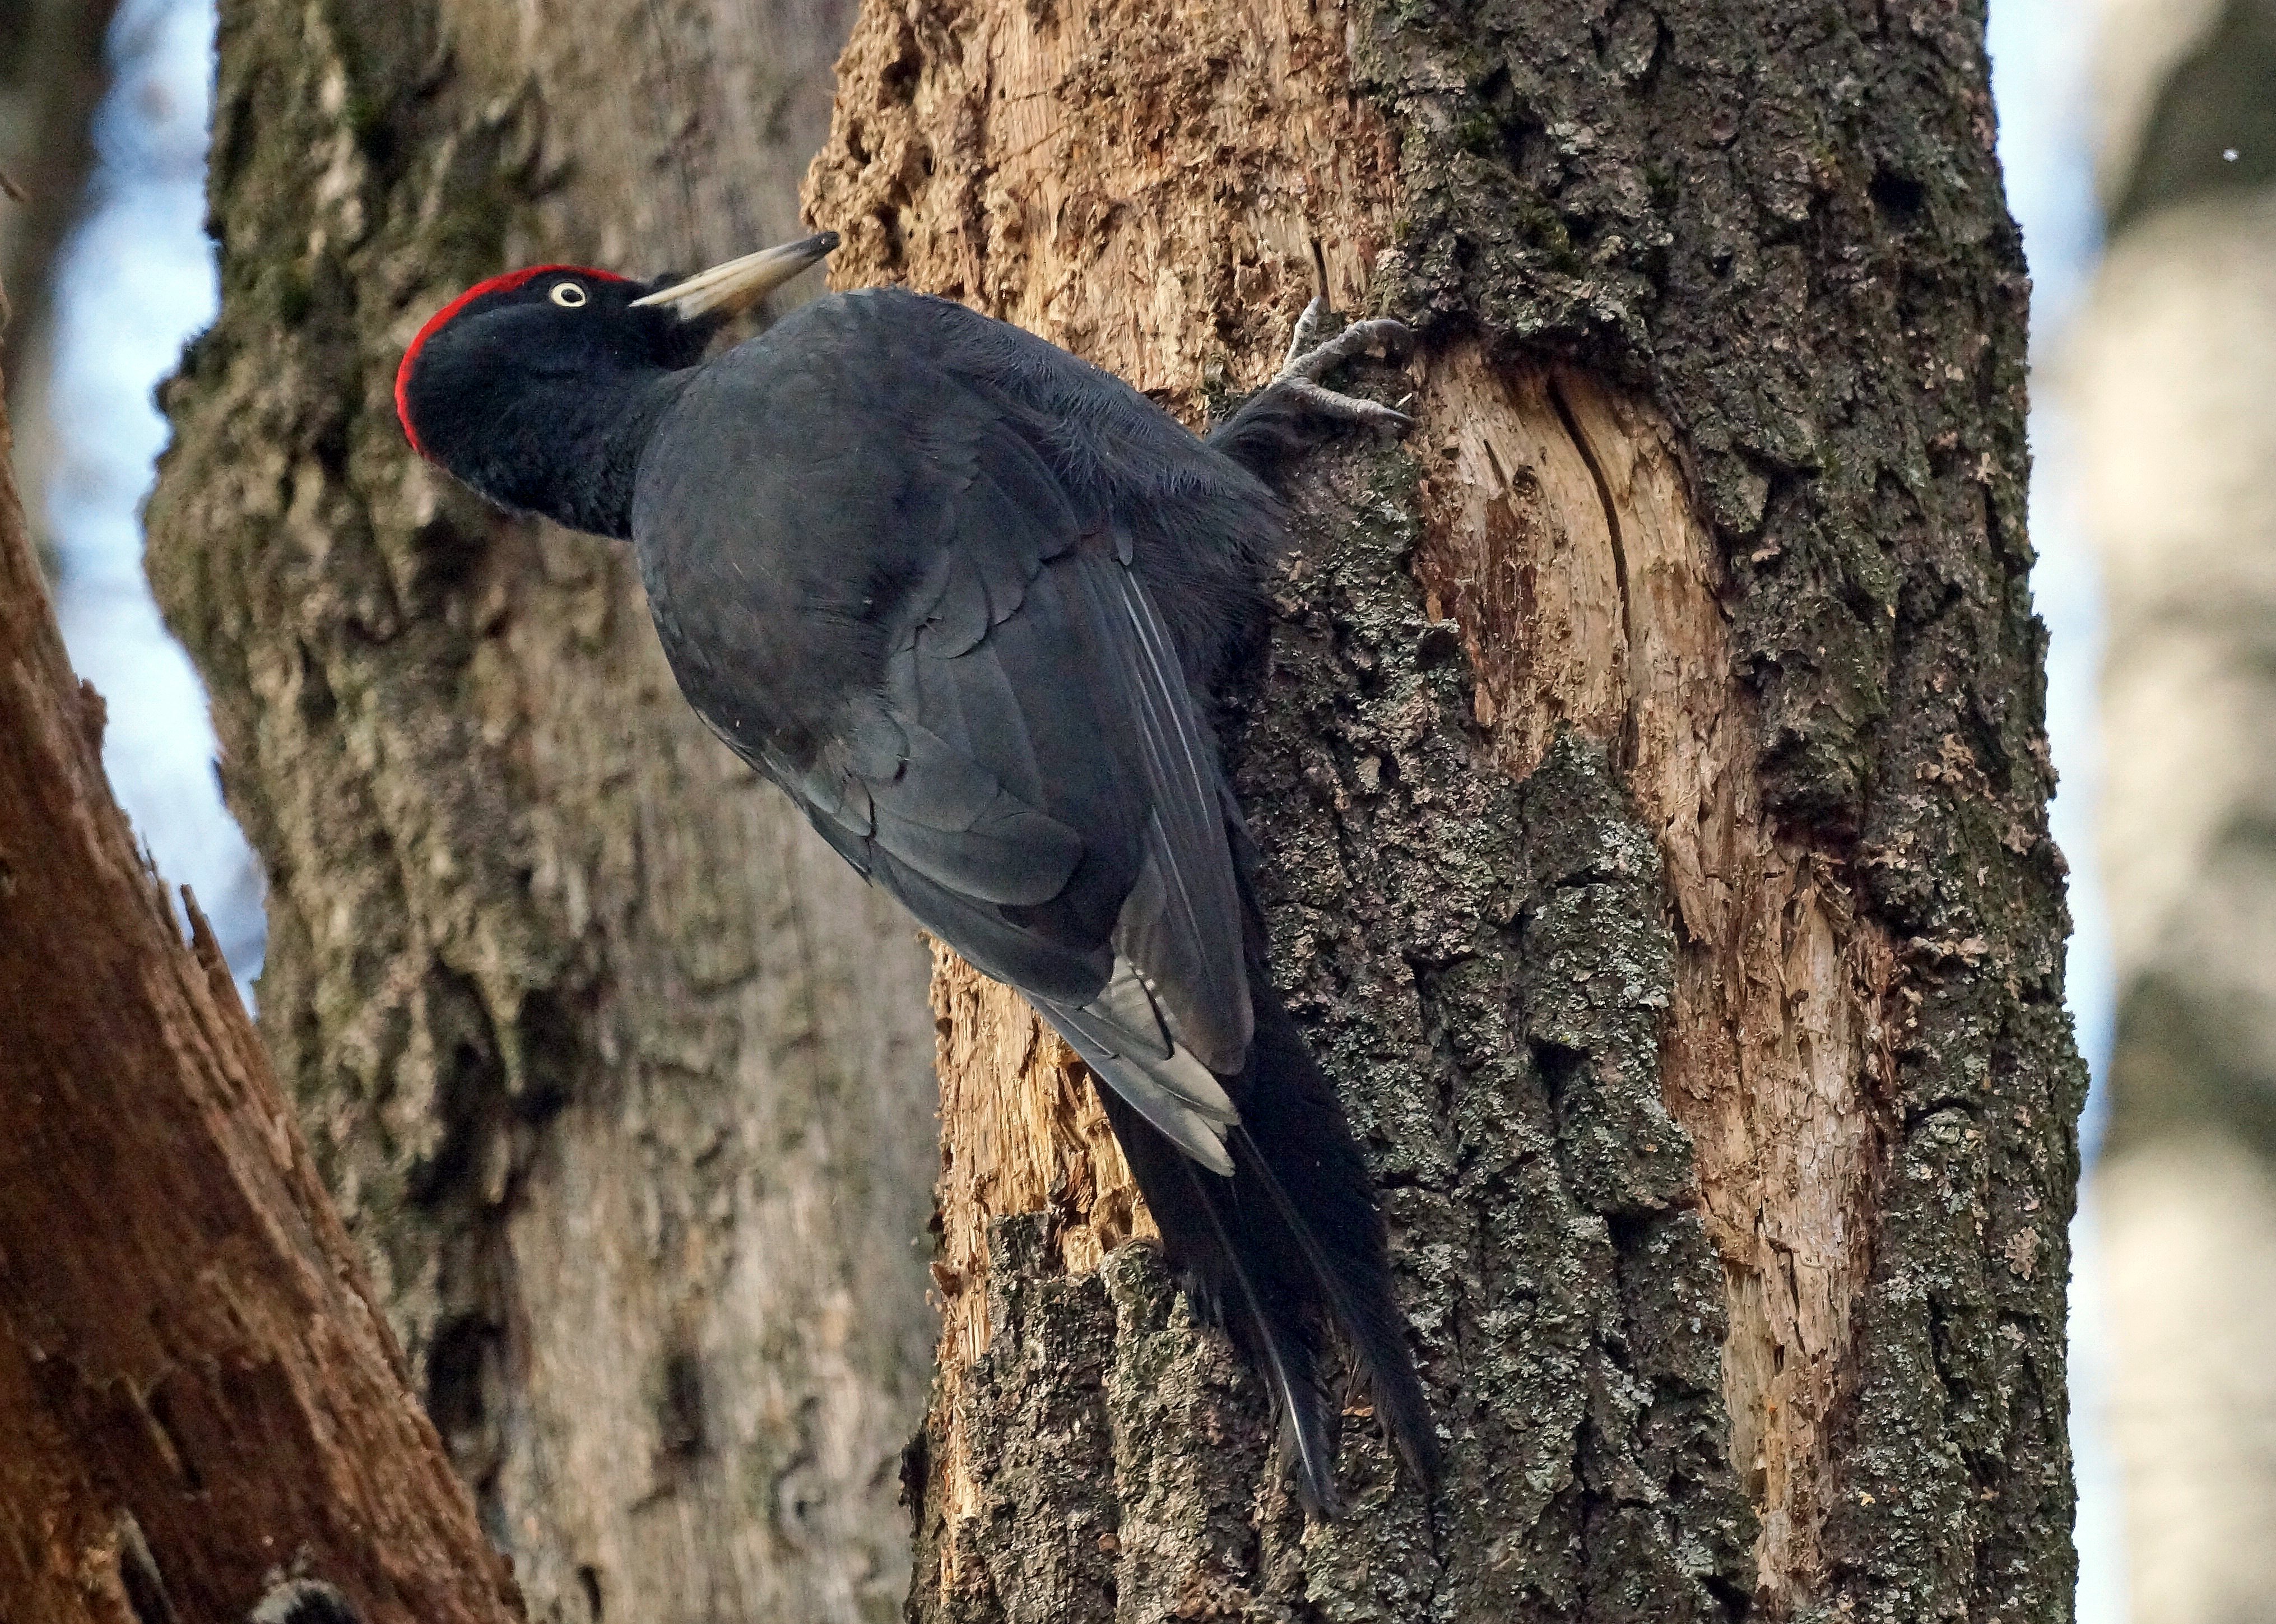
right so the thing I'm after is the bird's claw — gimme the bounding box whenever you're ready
[1267,296,1415,432]
[1282,294,1331,366]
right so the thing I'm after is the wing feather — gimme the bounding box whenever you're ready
[1066,554,1252,1073]
[640,310,1257,1164]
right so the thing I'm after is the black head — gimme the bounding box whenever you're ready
[394,265,713,536]
[395,234,837,538]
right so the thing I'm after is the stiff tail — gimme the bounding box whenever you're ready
[1094,986,1438,1514]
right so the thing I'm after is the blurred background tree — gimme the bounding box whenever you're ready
[2082,2,2276,1620]
[138,4,936,1623]
[0,0,115,575]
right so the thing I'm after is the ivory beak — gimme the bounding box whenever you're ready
[630,231,840,321]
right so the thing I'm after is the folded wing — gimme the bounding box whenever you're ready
[673,351,1257,1172]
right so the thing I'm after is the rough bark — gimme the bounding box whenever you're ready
[0,293,519,1624]
[2083,3,2276,1618]
[805,0,2083,1618]
[143,5,936,1622]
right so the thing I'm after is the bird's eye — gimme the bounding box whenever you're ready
[550,281,588,308]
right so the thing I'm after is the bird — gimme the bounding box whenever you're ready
[394,231,1437,1512]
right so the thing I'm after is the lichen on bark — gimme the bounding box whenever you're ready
[1227,465,1755,1620]
[1372,2,2084,1613]
[902,448,1757,1622]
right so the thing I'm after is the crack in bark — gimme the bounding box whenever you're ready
[1545,368,1636,772]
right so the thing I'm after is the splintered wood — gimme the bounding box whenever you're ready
[807,0,1401,1567]
[806,0,1399,416]
[926,938,1152,1358]
[812,0,1896,1607]
[1414,352,1900,1598]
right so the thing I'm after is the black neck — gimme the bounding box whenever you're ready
[443,366,692,541]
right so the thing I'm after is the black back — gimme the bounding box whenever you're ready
[633,290,1279,1015]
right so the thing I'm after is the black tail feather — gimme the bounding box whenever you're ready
[1233,990,1440,1489]
[1176,1152,1343,1511]
[1094,984,1438,1514]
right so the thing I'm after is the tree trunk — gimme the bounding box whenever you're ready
[143,5,935,1623]
[2083,3,2276,1620]
[0,290,519,1624]
[805,0,2084,1618]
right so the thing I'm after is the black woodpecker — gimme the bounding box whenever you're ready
[394,233,1437,1511]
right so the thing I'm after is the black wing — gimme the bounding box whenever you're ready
[636,301,1254,1168]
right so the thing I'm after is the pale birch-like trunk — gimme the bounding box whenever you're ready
[2084,3,2276,1619]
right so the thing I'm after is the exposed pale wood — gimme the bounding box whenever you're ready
[809,0,1415,1596]
[921,939,1148,1549]
[1413,351,1901,1598]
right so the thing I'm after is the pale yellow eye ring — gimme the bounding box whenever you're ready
[550,281,588,308]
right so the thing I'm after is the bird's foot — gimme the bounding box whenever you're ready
[1204,296,1416,476]
[1261,296,1415,433]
